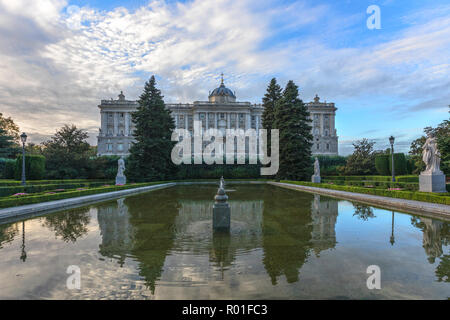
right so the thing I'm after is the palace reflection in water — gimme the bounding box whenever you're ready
[0,184,448,299]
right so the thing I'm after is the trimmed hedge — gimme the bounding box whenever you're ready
[321,179,421,191]
[0,179,112,186]
[375,154,390,175]
[14,154,46,180]
[281,181,450,205]
[389,153,407,176]
[325,175,419,183]
[0,158,15,179]
[0,182,164,208]
[0,181,115,197]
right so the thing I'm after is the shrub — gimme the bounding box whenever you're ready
[375,154,390,175]
[281,180,450,205]
[0,181,114,197]
[0,158,16,179]
[389,153,407,176]
[14,154,46,180]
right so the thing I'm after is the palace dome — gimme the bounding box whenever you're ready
[209,83,236,98]
[208,75,236,103]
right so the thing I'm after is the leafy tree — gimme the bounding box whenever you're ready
[0,127,18,158]
[344,138,378,175]
[126,75,177,181]
[0,112,20,143]
[262,78,282,154]
[273,80,312,180]
[25,143,44,155]
[409,111,449,175]
[42,124,91,178]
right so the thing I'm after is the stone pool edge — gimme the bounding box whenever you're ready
[1,180,448,222]
[269,182,450,219]
[0,183,176,221]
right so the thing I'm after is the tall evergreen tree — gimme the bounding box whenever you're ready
[273,80,313,180]
[262,78,282,156]
[262,78,282,130]
[0,127,17,158]
[126,75,176,181]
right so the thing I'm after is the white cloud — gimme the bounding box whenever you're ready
[0,0,449,148]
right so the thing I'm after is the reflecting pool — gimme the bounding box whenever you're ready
[0,184,448,299]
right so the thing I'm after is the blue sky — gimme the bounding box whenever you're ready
[0,0,448,154]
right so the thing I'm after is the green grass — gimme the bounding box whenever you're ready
[280,180,450,205]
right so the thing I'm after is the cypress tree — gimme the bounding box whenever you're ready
[262,78,282,130]
[126,76,177,181]
[261,78,282,156]
[273,80,313,180]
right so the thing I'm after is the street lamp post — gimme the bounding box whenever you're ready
[20,132,27,186]
[389,135,395,182]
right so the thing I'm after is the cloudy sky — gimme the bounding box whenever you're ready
[0,0,448,154]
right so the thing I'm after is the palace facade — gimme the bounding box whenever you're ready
[97,78,338,156]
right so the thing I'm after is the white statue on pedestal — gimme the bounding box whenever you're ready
[314,157,320,176]
[311,157,321,183]
[422,132,442,174]
[419,132,446,193]
[115,157,126,185]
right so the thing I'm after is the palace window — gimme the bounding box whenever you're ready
[326,143,329,150]
[230,113,236,128]
[316,143,320,150]
[178,115,185,129]
[117,143,123,151]
[107,144,113,151]
[251,116,256,129]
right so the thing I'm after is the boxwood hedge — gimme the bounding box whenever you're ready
[281,181,450,205]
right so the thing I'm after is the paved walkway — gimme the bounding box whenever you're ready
[269,182,450,219]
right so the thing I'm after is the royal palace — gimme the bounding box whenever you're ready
[97,78,338,156]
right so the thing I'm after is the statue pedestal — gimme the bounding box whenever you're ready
[311,175,321,183]
[213,203,230,231]
[419,173,446,193]
[116,175,126,185]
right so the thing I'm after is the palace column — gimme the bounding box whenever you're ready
[113,112,119,136]
[185,113,188,130]
[100,111,107,136]
[124,112,130,136]
[246,113,251,130]
[214,113,217,129]
[206,112,209,129]
[331,113,335,136]
[227,113,230,129]
[320,113,324,136]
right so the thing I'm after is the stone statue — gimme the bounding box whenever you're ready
[311,157,321,183]
[115,157,126,185]
[314,157,320,176]
[419,132,446,192]
[422,133,442,174]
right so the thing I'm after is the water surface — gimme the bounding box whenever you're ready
[0,184,448,299]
